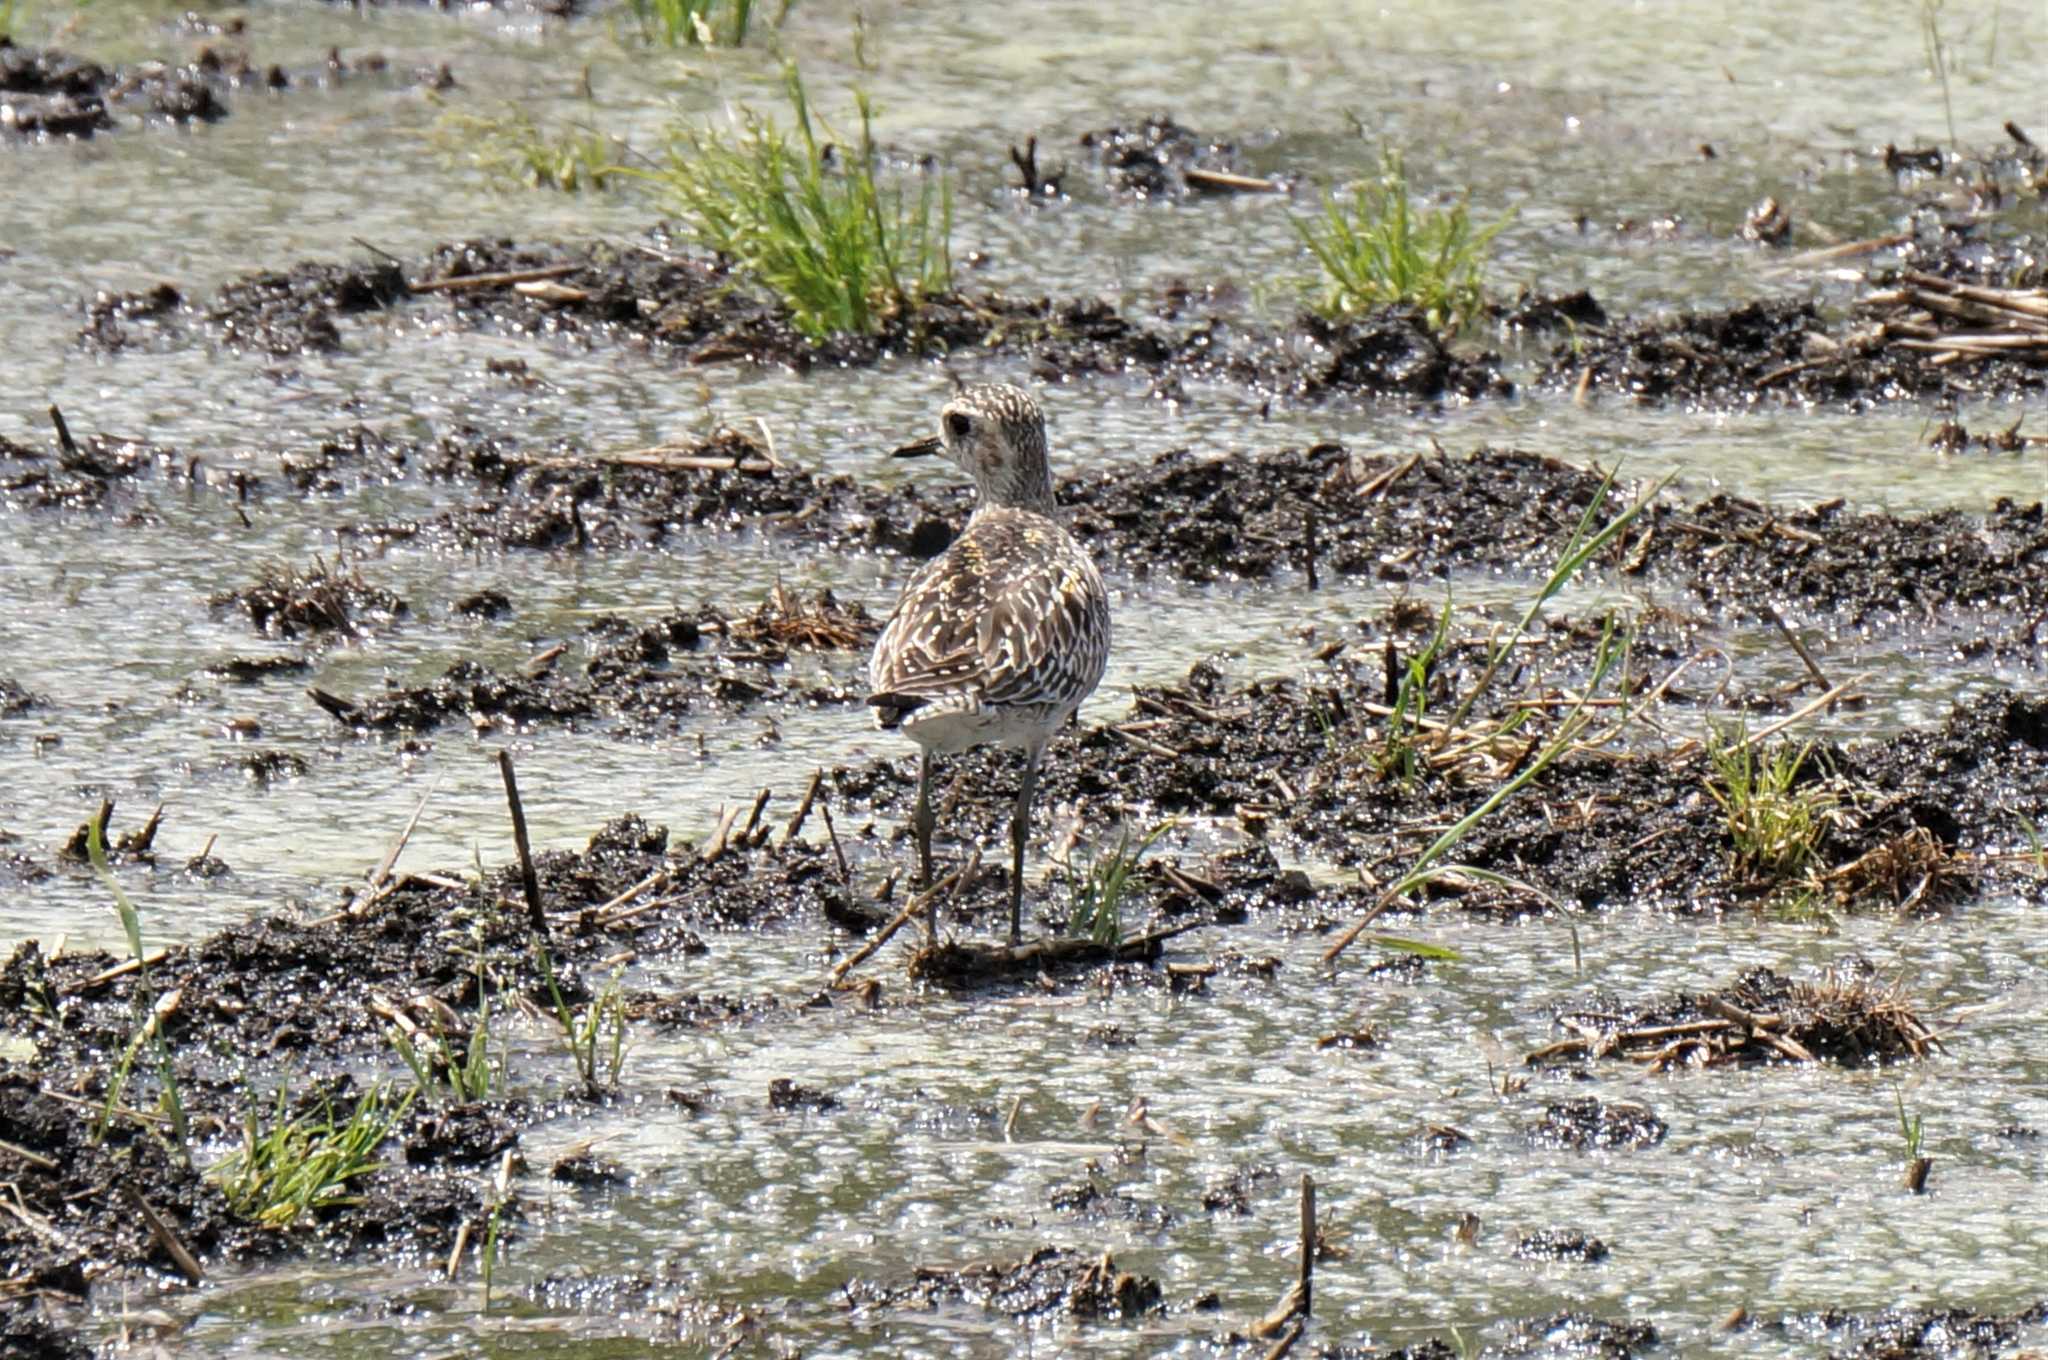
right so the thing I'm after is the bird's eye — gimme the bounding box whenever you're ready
[945,412,973,440]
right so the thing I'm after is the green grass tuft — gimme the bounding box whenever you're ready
[211,1083,412,1229]
[1294,150,1510,335]
[649,63,951,340]
[1067,818,1175,948]
[625,0,786,47]
[437,104,632,193]
[86,821,190,1163]
[1705,728,1835,884]
[535,940,628,1099]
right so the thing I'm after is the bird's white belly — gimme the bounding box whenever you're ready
[900,701,1065,754]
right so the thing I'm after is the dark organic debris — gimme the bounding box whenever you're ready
[1780,1302,2048,1360]
[210,559,409,640]
[766,1079,840,1113]
[1497,1311,1658,1359]
[1534,962,1943,1071]
[1075,115,1282,199]
[0,677,44,717]
[844,1245,1163,1321]
[206,655,311,683]
[308,598,861,738]
[1524,1098,1667,1152]
[0,425,181,510]
[1513,1228,1609,1264]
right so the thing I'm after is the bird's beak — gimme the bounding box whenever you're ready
[891,435,942,460]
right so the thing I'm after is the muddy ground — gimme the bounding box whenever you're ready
[10,354,2048,1349]
[10,97,2048,1359]
[1,36,449,139]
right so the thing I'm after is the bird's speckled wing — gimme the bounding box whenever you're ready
[868,507,1110,720]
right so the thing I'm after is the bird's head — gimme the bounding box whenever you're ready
[893,383,1055,514]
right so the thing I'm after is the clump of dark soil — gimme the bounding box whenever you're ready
[210,558,409,639]
[307,591,866,737]
[1523,1098,1667,1151]
[205,654,310,683]
[95,233,1504,402]
[1547,224,2048,408]
[0,422,187,510]
[279,423,2048,655]
[1075,115,1280,199]
[842,1245,1163,1320]
[0,676,43,716]
[0,35,290,141]
[1778,1302,2048,1359]
[1512,1229,1609,1264]
[1537,960,1943,1071]
[1497,1312,1658,1359]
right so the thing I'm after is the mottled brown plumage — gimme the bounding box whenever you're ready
[867,384,1111,942]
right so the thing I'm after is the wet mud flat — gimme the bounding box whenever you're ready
[7,422,2048,1355]
[68,202,2048,408]
[10,110,2048,1359]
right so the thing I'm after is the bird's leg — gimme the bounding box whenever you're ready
[1009,742,1045,946]
[912,749,936,890]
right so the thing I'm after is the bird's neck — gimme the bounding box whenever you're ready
[973,466,1058,518]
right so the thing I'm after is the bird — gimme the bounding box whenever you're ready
[866,383,1112,945]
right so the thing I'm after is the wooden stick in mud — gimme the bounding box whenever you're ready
[699,804,743,863]
[738,786,774,845]
[366,780,437,905]
[1727,674,1867,752]
[782,769,823,845]
[1183,166,1285,194]
[120,1181,203,1285]
[818,802,852,885]
[1763,605,1833,694]
[1261,1321,1304,1360]
[1297,1173,1315,1317]
[409,263,579,294]
[47,405,80,462]
[495,751,546,937]
[828,857,974,986]
[0,1136,58,1172]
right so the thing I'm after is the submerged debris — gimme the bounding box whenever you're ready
[1524,1098,1667,1152]
[1779,1303,2048,1360]
[843,1245,1163,1320]
[1536,963,1943,1070]
[211,559,409,639]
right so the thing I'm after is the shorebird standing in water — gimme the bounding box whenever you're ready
[867,383,1111,944]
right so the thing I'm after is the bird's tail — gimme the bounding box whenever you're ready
[866,691,928,731]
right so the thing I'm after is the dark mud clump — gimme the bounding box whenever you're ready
[1513,1229,1609,1264]
[843,1245,1164,1320]
[206,259,412,355]
[308,590,870,737]
[1524,1098,1667,1151]
[210,558,409,640]
[1075,115,1281,199]
[290,426,2048,645]
[206,654,311,683]
[1537,961,1943,1072]
[1498,1312,1658,1359]
[1546,225,2048,409]
[1777,1302,2048,1359]
[0,421,189,511]
[108,234,1503,403]
[0,36,283,141]
[0,676,44,717]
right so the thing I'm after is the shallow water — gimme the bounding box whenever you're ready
[7,0,2048,1352]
